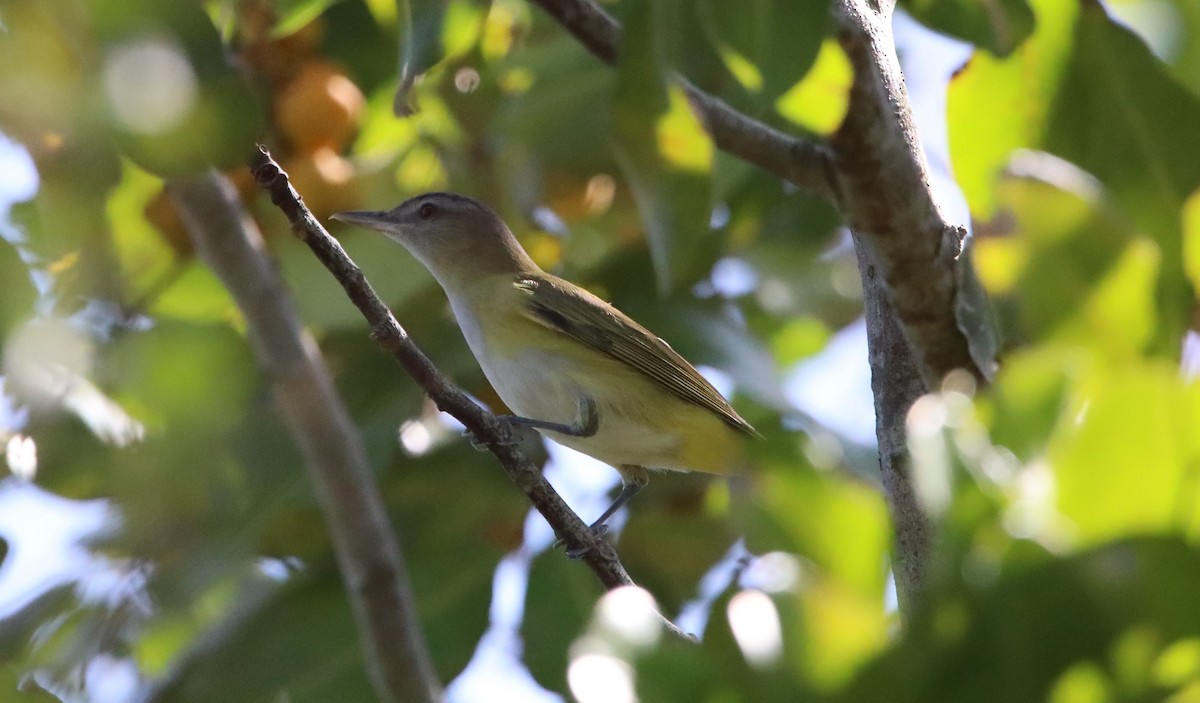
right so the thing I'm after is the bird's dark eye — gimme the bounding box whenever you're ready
[418,202,437,219]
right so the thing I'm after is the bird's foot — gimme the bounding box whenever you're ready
[464,417,537,451]
[554,523,610,559]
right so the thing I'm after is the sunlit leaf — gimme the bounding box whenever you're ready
[1044,3,1200,346]
[775,39,852,136]
[900,0,1035,57]
[395,0,485,114]
[1049,361,1200,545]
[695,0,830,99]
[611,0,714,293]
[1185,187,1200,291]
[948,0,1077,218]
[272,0,340,37]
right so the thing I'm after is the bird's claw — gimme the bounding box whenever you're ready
[554,523,610,558]
[465,429,492,451]
[464,418,527,451]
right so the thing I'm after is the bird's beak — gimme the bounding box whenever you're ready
[330,210,392,231]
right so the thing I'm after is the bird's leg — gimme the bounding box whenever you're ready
[558,465,649,558]
[502,395,599,438]
[467,395,598,450]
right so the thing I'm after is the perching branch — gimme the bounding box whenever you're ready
[246,147,642,594]
[168,172,442,703]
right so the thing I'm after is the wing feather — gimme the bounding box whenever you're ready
[515,275,758,436]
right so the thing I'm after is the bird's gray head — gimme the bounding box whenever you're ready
[333,192,537,285]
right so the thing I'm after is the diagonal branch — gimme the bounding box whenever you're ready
[246,147,639,593]
[168,172,441,703]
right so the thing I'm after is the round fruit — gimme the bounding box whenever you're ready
[274,60,364,152]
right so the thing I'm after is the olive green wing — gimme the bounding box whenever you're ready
[515,275,758,436]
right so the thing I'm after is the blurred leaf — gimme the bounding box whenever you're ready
[0,239,36,335]
[840,537,1200,702]
[744,461,890,598]
[983,344,1078,462]
[998,170,1138,349]
[797,577,889,690]
[396,0,447,114]
[523,552,598,693]
[768,317,831,367]
[1049,360,1200,545]
[382,443,522,680]
[0,665,61,702]
[152,575,376,703]
[612,0,715,294]
[635,585,808,702]
[1044,3,1200,347]
[900,0,1035,57]
[91,0,264,177]
[948,0,1077,218]
[494,40,616,190]
[774,39,852,136]
[395,0,485,114]
[1106,0,1200,99]
[273,0,341,37]
[1186,188,1200,291]
[696,0,829,99]
[0,1,91,143]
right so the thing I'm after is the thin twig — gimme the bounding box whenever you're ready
[168,172,442,703]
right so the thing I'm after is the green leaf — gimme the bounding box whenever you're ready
[956,239,1001,381]
[522,552,598,693]
[960,0,1200,349]
[841,537,1200,702]
[774,39,852,136]
[744,460,890,597]
[900,0,1036,57]
[695,0,830,99]
[1049,361,1200,545]
[1043,3,1200,347]
[395,0,485,114]
[0,238,36,335]
[995,170,1143,352]
[947,0,1077,218]
[611,0,716,293]
[92,0,264,176]
[272,0,341,37]
[148,576,377,703]
[1106,0,1200,99]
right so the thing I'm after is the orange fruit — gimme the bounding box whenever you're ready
[274,60,364,152]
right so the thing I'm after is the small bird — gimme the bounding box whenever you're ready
[334,193,757,539]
